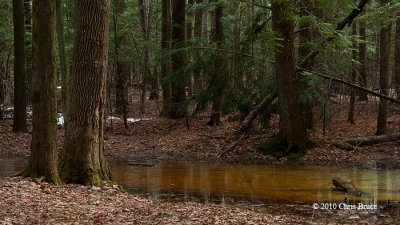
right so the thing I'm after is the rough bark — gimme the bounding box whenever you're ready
[24,0,32,104]
[358,20,368,101]
[56,0,69,132]
[193,0,203,95]
[59,0,112,186]
[13,0,27,132]
[169,0,186,118]
[161,0,172,117]
[24,0,59,183]
[395,13,400,100]
[376,0,391,135]
[272,1,307,148]
[347,22,357,124]
[186,0,194,97]
[344,133,400,146]
[207,0,226,126]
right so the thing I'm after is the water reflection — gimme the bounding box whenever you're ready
[112,162,400,203]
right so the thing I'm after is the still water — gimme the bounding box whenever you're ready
[2,158,400,204]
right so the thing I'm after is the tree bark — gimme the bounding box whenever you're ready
[24,0,32,105]
[193,0,203,95]
[358,20,368,101]
[332,177,362,197]
[376,0,391,135]
[161,0,172,117]
[56,0,69,132]
[186,0,194,97]
[13,0,27,132]
[24,0,59,183]
[169,0,186,118]
[344,133,400,146]
[395,13,400,100]
[272,1,307,149]
[347,22,357,124]
[59,0,112,186]
[207,0,226,126]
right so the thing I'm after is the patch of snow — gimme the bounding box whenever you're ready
[27,111,32,116]
[107,116,121,120]
[56,86,62,90]
[127,118,152,123]
[57,116,64,125]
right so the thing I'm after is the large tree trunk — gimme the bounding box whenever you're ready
[358,20,368,101]
[272,1,307,149]
[169,0,186,118]
[24,0,32,105]
[13,0,27,132]
[193,0,203,95]
[207,0,226,126]
[395,13,400,100]
[24,0,59,183]
[56,0,69,132]
[376,0,391,135]
[347,22,357,124]
[161,0,172,116]
[59,0,112,186]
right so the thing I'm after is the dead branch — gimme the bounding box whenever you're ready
[344,133,400,146]
[332,177,362,197]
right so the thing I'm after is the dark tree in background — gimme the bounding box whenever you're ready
[24,0,59,183]
[59,0,112,186]
[161,0,171,117]
[358,19,368,101]
[347,22,357,125]
[395,13,400,100]
[12,0,27,132]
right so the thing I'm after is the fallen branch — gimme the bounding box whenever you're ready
[219,134,245,158]
[344,133,400,146]
[236,92,278,134]
[332,177,362,197]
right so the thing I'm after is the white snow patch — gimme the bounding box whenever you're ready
[56,86,62,90]
[57,114,64,125]
[127,118,152,123]
[107,116,121,120]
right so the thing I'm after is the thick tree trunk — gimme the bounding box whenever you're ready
[13,0,27,132]
[193,0,203,95]
[208,0,226,126]
[59,0,112,186]
[376,0,391,135]
[395,13,400,100]
[56,0,69,132]
[161,0,172,117]
[348,22,357,124]
[24,0,59,183]
[272,1,307,149]
[24,0,32,105]
[169,0,186,118]
[358,20,368,101]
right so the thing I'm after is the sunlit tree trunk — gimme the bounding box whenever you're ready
[169,0,186,118]
[13,0,27,132]
[56,0,69,132]
[272,0,307,149]
[376,0,391,135]
[59,0,112,186]
[348,22,357,124]
[24,0,59,183]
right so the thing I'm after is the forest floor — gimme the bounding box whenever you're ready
[1,90,400,224]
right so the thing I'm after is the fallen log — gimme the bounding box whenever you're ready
[332,177,362,197]
[236,91,278,134]
[344,133,400,146]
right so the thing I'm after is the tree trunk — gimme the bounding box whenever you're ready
[59,0,112,186]
[56,0,69,132]
[376,0,391,135]
[186,0,194,97]
[24,0,32,105]
[347,22,357,124]
[332,177,362,197]
[161,0,172,116]
[193,0,203,95]
[344,133,400,146]
[358,20,368,101]
[169,0,186,118]
[207,0,226,126]
[24,0,59,183]
[272,1,307,149]
[13,0,27,132]
[395,13,400,100]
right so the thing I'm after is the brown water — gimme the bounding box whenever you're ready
[2,159,400,204]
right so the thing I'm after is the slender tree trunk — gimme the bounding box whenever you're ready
[24,0,59,183]
[193,0,203,95]
[161,0,172,116]
[376,0,391,135]
[272,1,307,149]
[186,0,194,97]
[169,0,186,118]
[348,22,357,124]
[56,0,69,132]
[207,0,226,125]
[59,0,112,186]
[13,0,27,132]
[358,20,368,101]
[395,13,400,100]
